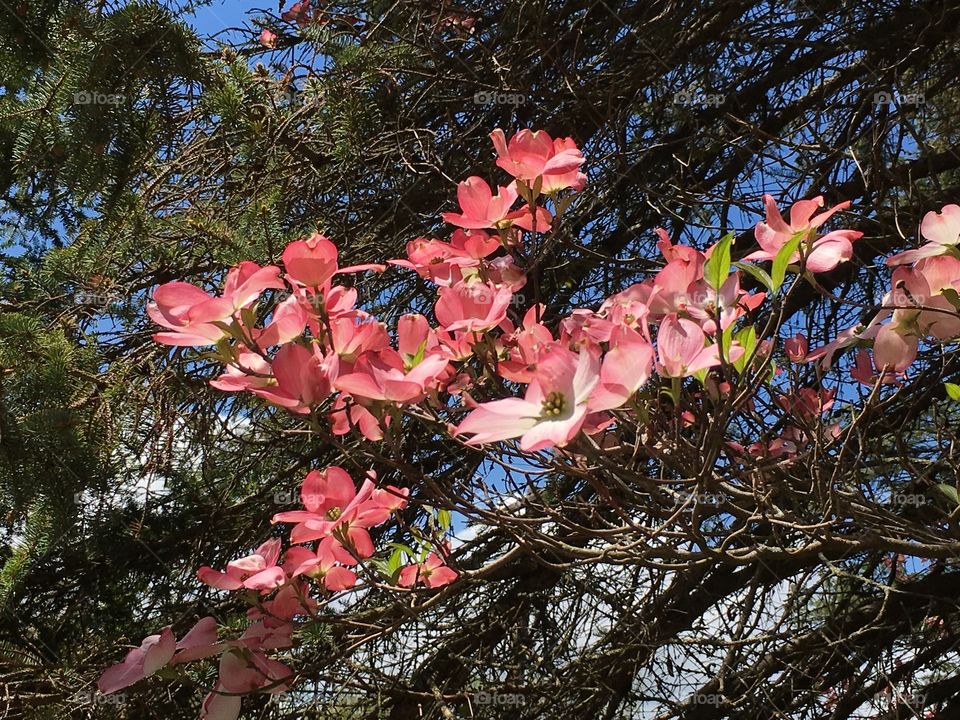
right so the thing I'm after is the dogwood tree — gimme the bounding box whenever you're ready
[4,2,960,719]
[99,128,960,719]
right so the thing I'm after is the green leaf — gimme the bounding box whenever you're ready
[937,483,959,506]
[733,261,774,293]
[942,287,960,311]
[388,542,416,559]
[438,508,452,530]
[704,232,734,290]
[239,306,257,332]
[412,341,427,366]
[771,232,804,291]
[387,547,405,575]
[945,382,960,401]
[720,322,735,357]
[733,326,757,373]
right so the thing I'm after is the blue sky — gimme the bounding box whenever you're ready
[187,0,260,44]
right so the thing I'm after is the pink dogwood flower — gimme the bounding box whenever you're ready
[456,347,600,451]
[887,204,960,266]
[389,230,501,286]
[683,272,766,335]
[497,305,554,383]
[149,262,284,346]
[784,333,808,362]
[588,326,654,411]
[743,194,862,273]
[210,344,336,414]
[398,552,458,589]
[489,129,585,189]
[259,28,278,48]
[806,322,882,370]
[99,617,224,694]
[434,280,513,333]
[397,313,438,367]
[872,320,919,375]
[272,467,403,553]
[851,349,898,385]
[656,314,738,377]
[329,395,384,440]
[98,626,175,694]
[197,538,286,593]
[441,177,551,231]
[283,234,339,288]
[334,349,448,404]
[281,0,311,25]
[239,341,337,414]
[283,537,358,591]
[283,233,385,289]
[255,293,308,348]
[776,387,835,420]
[201,650,291,720]
[327,316,390,364]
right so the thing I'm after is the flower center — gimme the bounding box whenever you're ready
[327,507,342,520]
[541,391,566,418]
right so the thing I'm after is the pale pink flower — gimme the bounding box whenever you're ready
[441,177,551,231]
[434,280,513,333]
[655,315,738,378]
[197,538,286,594]
[887,204,960,266]
[456,347,600,451]
[489,129,585,188]
[743,194,861,272]
[399,552,458,589]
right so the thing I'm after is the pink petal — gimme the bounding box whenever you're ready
[789,196,825,229]
[873,325,917,373]
[201,688,242,720]
[243,566,287,592]
[762,194,792,234]
[456,398,539,444]
[920,204,960,246]
[424,566,459,588]
[805,232,855,272]
[197,567,244,591]
[324,566,357,591]
[886,242,949,267]
[283,235,339,287]
[456,177,494,219]
[177,617,218,651]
